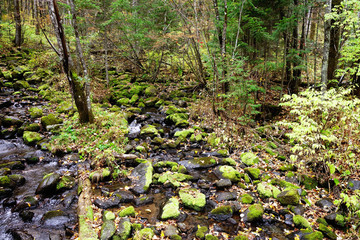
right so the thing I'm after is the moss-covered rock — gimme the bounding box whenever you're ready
[179,188,206,211]
[166,113,189,127]
[161,197,180,220]
[133,228,154,240]
[246,204,264,222]
[195,226,208,239]
[144,97,159,107]
[190,133,203,142]
[239,193,254,204]
[302,231,324,240]
[257,182,280,198]
[174,128,194,138]
[318,223,337,240]
[0,176,12,188]
[13,80,30,90]
[208,205,233,221]
[115,218,132,240]
[277,188,300,205]
[205,235,219,240]
[144,85,157,96]
[240,152,259,166]
[117,98,130,106]
[56,101,72,113]
[130,161,153,194]
[2,116,23,127]
[28,107,43,118]
[100,219,116,240]
[56,176,76,191]
[300,174,318,190]
[140,125,159,137]
[23,131,43,145]
[180,157,217,169]
[24,123,41,132]
[244,167,261,180]
[216,165,241,182]
[293,215,311,229]
[89,168,111,182]
[41,114,63,128]
[118,206,136,217]
[158,171,193,187]
[206,132,220,147]
[36,172,61,195]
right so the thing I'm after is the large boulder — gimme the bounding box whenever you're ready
[23,131,43,145]
[130,161,153,194]
[245,203,264,222]
[41,114,63,128]
[36,172,61,195]
[277,189,300,205]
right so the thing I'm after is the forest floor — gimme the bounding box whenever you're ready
[0,47,359,240]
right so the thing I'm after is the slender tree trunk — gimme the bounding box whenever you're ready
[49,0,94,123]
[232,0,246,59]
[14,0,22,47]
[212,0,222,47]
[221,0,228,93]
[104,34,109,87]
[289,0,300,94]
[321,0,332,92]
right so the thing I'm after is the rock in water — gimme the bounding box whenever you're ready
[130,161,153,194]
[36,172,61,195]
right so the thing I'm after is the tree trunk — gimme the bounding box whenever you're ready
[321,0,332,92]
[49,0,94,124]
[14,0,22,47]
[221,0,228,93]
[289,0,300,94]
[327,0,341,87]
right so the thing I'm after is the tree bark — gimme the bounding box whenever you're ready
[14,0,22,47]
[49,0,94,124]
[321,0,332,92]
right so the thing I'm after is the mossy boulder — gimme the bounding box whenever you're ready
[144,97,159,107]
[24,123,41,132]
[2,116,24,127]
[318,223,337,240]
[41,114,63,128]
[165,105,187,115]
[133,228,154,240]
[28,107,43,118]
[130,161,153,194]
[239,193,254,204]
[0,176,12,188]
[196,226,208,239]
[166,113,189,127]
[206,132,220,147]
[215,165,241,182]
[244,167,261,180]
[100,219,116,240]
[129,94,139,104]
[179,188,206,211]
[117,98,130,106]
[246,204,264,222]
[158,171,193,187]
[56,102,72,113]
[208,205,233,221]
[140,125,159,137]
[257,182,281,198]
[115,218,131,240]
[293,215,311,229]
[300,174,319,190]
[36,172,61,195]
[179,157,217,169]
[118,206,136,217]
[129,85,144,96]
[277,189,300,205]
[190,133,203,142]
[13,80,30,90]
[302,231,324,240]
[174,128,194,138]
[161,197,180,220]
[221,157,236,166]
[144,86,157,96]
[23,131,43,145]
[324,212,347,228]
[56,176,76,191]
[240,152,259,166]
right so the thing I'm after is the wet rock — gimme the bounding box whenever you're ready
[244,203,264,222]
[23,131,43,145]
[94,195,121,209]
[208,205,233,221]
[62,192,76,208]
[7,229,34,240]
[293,215,311,229]
[100,219,116,240]
[214,165,241,182]
[277,189,300,205]
[2,116,24,127]
[9,174,25,186]
[290,205,305,215]
[215,178,232,188]
[135,195,154,206]
[164,225,178,237]
[19,210,34,222]
[179,157,217,170]
[161,197,180,220]
[240,152,259,166]
[0,167,11,175]
[347,179,360,190]
[216,191,237,202]
[41,210,70,228]
[179,188,206,211]
[315,198,334,210]
[0,188,12,198]
[115,217,132,240]
[133,228,154,240]
[0,161,25,170]
[118,206,135,217]
[114,190,135,203]
[130,161,153,194]
[12,196,38,212]
[3,197,16,207]
[244,167,261,180]
[56,175,76,191]
[324,212,346,228]
[41,113,63,128]
[36,172,61,195]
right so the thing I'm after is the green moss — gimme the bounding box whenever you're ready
[293,215,311,229]
[78,215,98,240]
[205,235,219,240]
[265,148,277,156]
[300,175,318,190]
[222,158,236,166]
[166,113,189,127]
[190,133,203,142]
[170,235,182,240]
[196,226,208,239]
[154,161,178,168]
[240,152,259,166]
[144,85,157,96]
[0,176,11,187]
[303,231,324,240]
[161,197,180,220]
[318,223,336,240]
[247,204,264,222]
[257,182,280,198]
[234,235,249,240]
[118,206,136,217]
[41,113,63,127]
[219,165,241,182]
[210,205,233,215]
[179,188,206,211]
[217,149,228,157]
[117,98,130,106]
[158,171,193,187]
[103,211,115,221]
[133,228,154,240]
[143,161,153,191]
[56,176,75,190]
[244,167,261,180]
[277,188,300,205]
[279,164,296,171]
[23,131,43,145]
[130,94,139,104]
[335,214,346,228]
[271,178,300,189]
[239,194,254,204]
[207,133,220,147]
[29,107,43,118]
[132,223,142,231]
[174,128,194,138]
[140,125,159,136]
[24,123,41,132]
